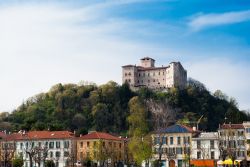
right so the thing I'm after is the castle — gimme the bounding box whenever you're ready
[122,57,187,89]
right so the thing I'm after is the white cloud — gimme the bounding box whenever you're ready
[189,10,250,31]
[185,58,250,110]
[0,3,174,111]
[0,2,249,112]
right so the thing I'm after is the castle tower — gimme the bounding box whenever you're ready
[140,57,155,68]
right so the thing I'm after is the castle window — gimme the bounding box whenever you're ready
[142,80,143,83]
[148,80,150,83]
[148,73,150,76]
[153,72,155,76]
[125,73,127,76]
[138,73,140,77]
[128,79,131,83]
[143,73,145,77]
[153,79,155,82]
[163,72,165,75]
[137,80,139,83]
[159,71,160,75]
[128,72,131,76]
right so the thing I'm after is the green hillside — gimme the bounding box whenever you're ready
[0,79,248,135]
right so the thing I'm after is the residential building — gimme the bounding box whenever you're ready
[218,124,246,161]
[152,124,198,167]
[191,132,220,160]
[122,57,187,90]
[13,130,75,167]
[77,131,124,167]
[243,122,250,161]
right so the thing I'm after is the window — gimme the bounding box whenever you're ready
[197,151,201,159]
[211,151,215,159]
[210,140,214,149]
[119,143,122,148]
[80,142,83,148]
[56,141,60,148]
[177,137,181,145]
[154,137,160,145]
[20,143,23,149]
[162,137,166,144]
[170,137,173,145]
[38,142,41,147]
[94,141,96,147]
[50,152,53,158]
[56,151,60,157]
[138,73,141,77]
[103,142,105,147]
[176,147,182,154]
[49,142,54,149]
[197,141,201,149]
[64,141,69,148]
[87,142,90,147]
[64,151,69,157]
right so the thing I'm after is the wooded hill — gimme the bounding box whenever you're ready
[0,79,249,135]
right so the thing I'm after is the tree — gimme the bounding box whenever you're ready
[0,140,16,167]
[33,146,49,167]
[146,99,176,167]
[127,97,152,166]
[12,158,24,167]
[45,160,55,167]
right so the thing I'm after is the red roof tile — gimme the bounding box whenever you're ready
[2,131,74,141]
[79,132,122,141]
[220,124,244,129]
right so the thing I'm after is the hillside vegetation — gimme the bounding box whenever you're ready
[0,79,249,135]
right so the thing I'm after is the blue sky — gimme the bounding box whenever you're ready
[0,0,250,111]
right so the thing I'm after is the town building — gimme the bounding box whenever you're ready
[218,124,246,161]
[243,122,250,161]
[191,132,220,160]
[76,131,125,167]
[6,131,75,167]
[152,124,198,167]
[122,57,187,90]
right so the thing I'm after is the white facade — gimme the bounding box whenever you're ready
[122,57,187,90]
[243,122,250,160]
[191,132,220,160]
[14,131,75,167]
[218,124,246,160]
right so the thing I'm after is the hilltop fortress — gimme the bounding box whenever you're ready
[122,57,187,90]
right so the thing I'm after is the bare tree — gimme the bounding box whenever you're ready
[33,146,49,167]
[0,140,15,167]
[146,99,176,167]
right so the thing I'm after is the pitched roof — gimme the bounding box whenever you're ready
[79,132,122,141]
[2,131,74,141]
[0,131,6,139]
[159,124,194,133]
[220,124,244,129]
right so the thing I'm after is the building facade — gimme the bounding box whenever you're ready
[191,132,220,160]
[13,131,75,167]
[152,124,197,167]
[243,122,250,161]
[218,124,246,161]
[76,132,124,167]
[122,57,187,90]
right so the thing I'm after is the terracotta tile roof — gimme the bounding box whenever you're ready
[2,133,23,141]
[79,132,123,141]
[220,124,244,129]
[0,131,6,139]
[2,131,74,141]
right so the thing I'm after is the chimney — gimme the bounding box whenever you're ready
[193,126,197,131]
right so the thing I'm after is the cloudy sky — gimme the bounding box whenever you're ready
[0,0,250,112]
